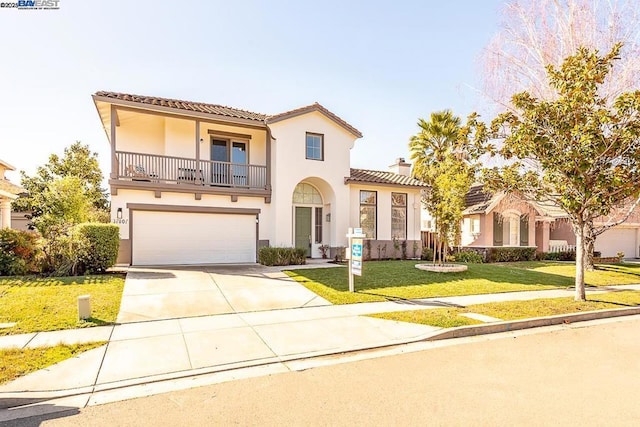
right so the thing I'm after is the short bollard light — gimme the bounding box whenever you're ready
[78,295,91,320]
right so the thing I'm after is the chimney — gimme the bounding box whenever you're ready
[389,157,411,177]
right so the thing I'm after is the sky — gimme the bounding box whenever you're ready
[0,0,505,185]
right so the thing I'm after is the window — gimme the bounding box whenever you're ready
[493,211,528,246]
[315,207,323,243]
[292,183,323,204]
[360,190,377,239]
[391,192,407,239]
[305,133,323,160]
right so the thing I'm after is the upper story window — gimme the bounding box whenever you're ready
[306,133,324,161]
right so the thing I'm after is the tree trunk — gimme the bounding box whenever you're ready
[584,219,595,271]
[574,222,586,301]
[584,231,595,272]
[432,233,438,265]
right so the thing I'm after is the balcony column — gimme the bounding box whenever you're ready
[265,125,272,191]
[1,199,11,229]
[542,220,551,252]
[110,105,118,179]
[195,120,202,184]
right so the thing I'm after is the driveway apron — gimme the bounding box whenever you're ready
[117,265,330,323]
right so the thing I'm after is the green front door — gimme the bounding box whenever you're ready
[295,207,312,257]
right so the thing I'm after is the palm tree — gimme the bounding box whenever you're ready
[409,110,471,264]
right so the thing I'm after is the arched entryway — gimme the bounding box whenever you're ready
[292,182,324,257]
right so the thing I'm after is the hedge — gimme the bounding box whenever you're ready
[258,247,306,266]
[453,250,484,263]
[486,247,537,263]
[0,229,39,276]
[76,223,120,273]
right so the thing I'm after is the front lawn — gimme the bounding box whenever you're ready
[371,290,640,328]
[0,275,125,335]
[0,342,106,384]
[285,261,640,304]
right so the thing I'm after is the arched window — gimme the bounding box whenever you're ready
[292,183,323,204]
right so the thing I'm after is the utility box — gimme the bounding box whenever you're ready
[78,295,91,320]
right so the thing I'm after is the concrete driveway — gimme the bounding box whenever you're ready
[116,264,331,323]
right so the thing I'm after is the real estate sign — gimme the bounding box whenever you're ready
[351,238,363,276]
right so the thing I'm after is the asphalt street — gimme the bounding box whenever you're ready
[9,315,638,427]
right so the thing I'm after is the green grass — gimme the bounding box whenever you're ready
[370,290,640,328]
[285,261,640,304]
[0,342,106,385]
[0,275,125,335]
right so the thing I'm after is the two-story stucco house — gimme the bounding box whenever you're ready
[92,92,426,265]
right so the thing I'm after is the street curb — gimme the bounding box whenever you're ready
[424,306,640,341]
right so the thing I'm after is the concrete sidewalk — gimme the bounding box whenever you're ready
[1,279,640,423]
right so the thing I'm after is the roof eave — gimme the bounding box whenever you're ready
[92,94,268,129]
[345,178,428,189]
[267,106,362,138]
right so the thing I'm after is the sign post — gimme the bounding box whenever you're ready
[347,227,366,292]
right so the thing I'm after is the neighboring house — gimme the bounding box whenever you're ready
[92,92,425,265]
[0,159,24,229]
[455,184,639,258]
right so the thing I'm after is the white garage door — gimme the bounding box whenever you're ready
[132,211,256,265]
[595,227,638,258]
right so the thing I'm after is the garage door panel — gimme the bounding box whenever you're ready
[132,211,256,265]
[595,227,638,258]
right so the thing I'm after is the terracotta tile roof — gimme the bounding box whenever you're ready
[94,91,268,122]
[0,179,24,196]
[266,102,362,138]
[346,168,428,187]
[0,159,16,171]
[463,184,494,213]
[94,92,362,138]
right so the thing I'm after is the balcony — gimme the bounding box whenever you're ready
[112,151,270,198]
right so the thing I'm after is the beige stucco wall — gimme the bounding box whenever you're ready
[268,111,356,254]
[164,117,195,158]
[348,184,422,242]
[117,114,166,155]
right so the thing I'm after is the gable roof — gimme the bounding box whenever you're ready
[93,92,362,137]
[346,168,428,188]
[267,102,362,138]
[463,184,495,214]
[462,184,571,218]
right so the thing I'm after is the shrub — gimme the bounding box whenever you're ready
[486,247,536,263]
[259,247,306,266]
[540,251,576,261]
[76,223,120,273]
[334,246,346,263]
[453,251,484,263]
[421,247,434,261]
[0,229,39,276]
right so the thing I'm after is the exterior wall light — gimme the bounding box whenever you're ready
[117,208,123,219]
